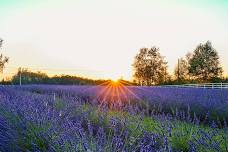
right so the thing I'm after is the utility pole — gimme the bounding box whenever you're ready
[19,67,22,86]
[177,58,180,83]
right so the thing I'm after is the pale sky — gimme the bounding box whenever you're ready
[0,0,228,80]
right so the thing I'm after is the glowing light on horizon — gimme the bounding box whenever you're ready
[95,80,140,108]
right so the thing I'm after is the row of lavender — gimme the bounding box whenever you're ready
[15,85,228,127]
[0,85,228,151]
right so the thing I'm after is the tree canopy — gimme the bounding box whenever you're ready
[133,47,168,85]
[9,68,135,85]
[188,41,223,82]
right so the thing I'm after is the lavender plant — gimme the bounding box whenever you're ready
[0,85,227,151]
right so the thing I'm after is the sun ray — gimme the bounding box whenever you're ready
[99,84,111,99]
[81,80,110,93]
[90,79,141,110]
[134,86,153,93]
[118,83,141,100]
[118,85,128,101]
[99,84,112,104]
[119,80,133,86]
[96,82,112,97]
[115,85,121,103]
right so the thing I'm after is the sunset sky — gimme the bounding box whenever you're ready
[0,0,228,80]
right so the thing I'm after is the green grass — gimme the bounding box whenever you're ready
[54,98,66,111]
[0,106,51,151]
[1,102,227,151]
[79,103,227,151]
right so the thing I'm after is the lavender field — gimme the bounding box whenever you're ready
[0,85,228,152]
[1,0,228,151]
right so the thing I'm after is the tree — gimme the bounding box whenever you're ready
[133,47,168,85]
[10,68,111,85]
[0,39,9,73]
[174,57,189,81]
[12,68,49,84]
[188,41,223,81]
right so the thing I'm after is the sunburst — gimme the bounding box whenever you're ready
[95,79,140,108]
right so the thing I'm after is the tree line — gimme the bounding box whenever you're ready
[1,39,228,85]
[133,41,226,85]
[1,68,135,85]
[5,68,109,85]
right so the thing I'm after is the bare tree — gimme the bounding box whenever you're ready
[174,57,189,81]
[0,39,3,48]
[0,39,9,73]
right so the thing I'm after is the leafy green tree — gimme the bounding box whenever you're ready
[188,41,223,81]
[0,39,9,73]
[12,68,49,84]
[10,69,114,85]
[133,47,168,85]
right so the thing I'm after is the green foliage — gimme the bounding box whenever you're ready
[133,47,169,85]
[54,98,66,111]
[1,101,227,151]
[73,104,227,151]
[188,41,223,82]
[23,122,51,151]
[0,107,51,151]
[10,68,109,85]
[11,68,49,84]
[8,69,137,85]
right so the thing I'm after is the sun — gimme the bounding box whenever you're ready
[109,75,120,83]
[110,79,120,86]
[95,76,140,107]
[111,78,119,83]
